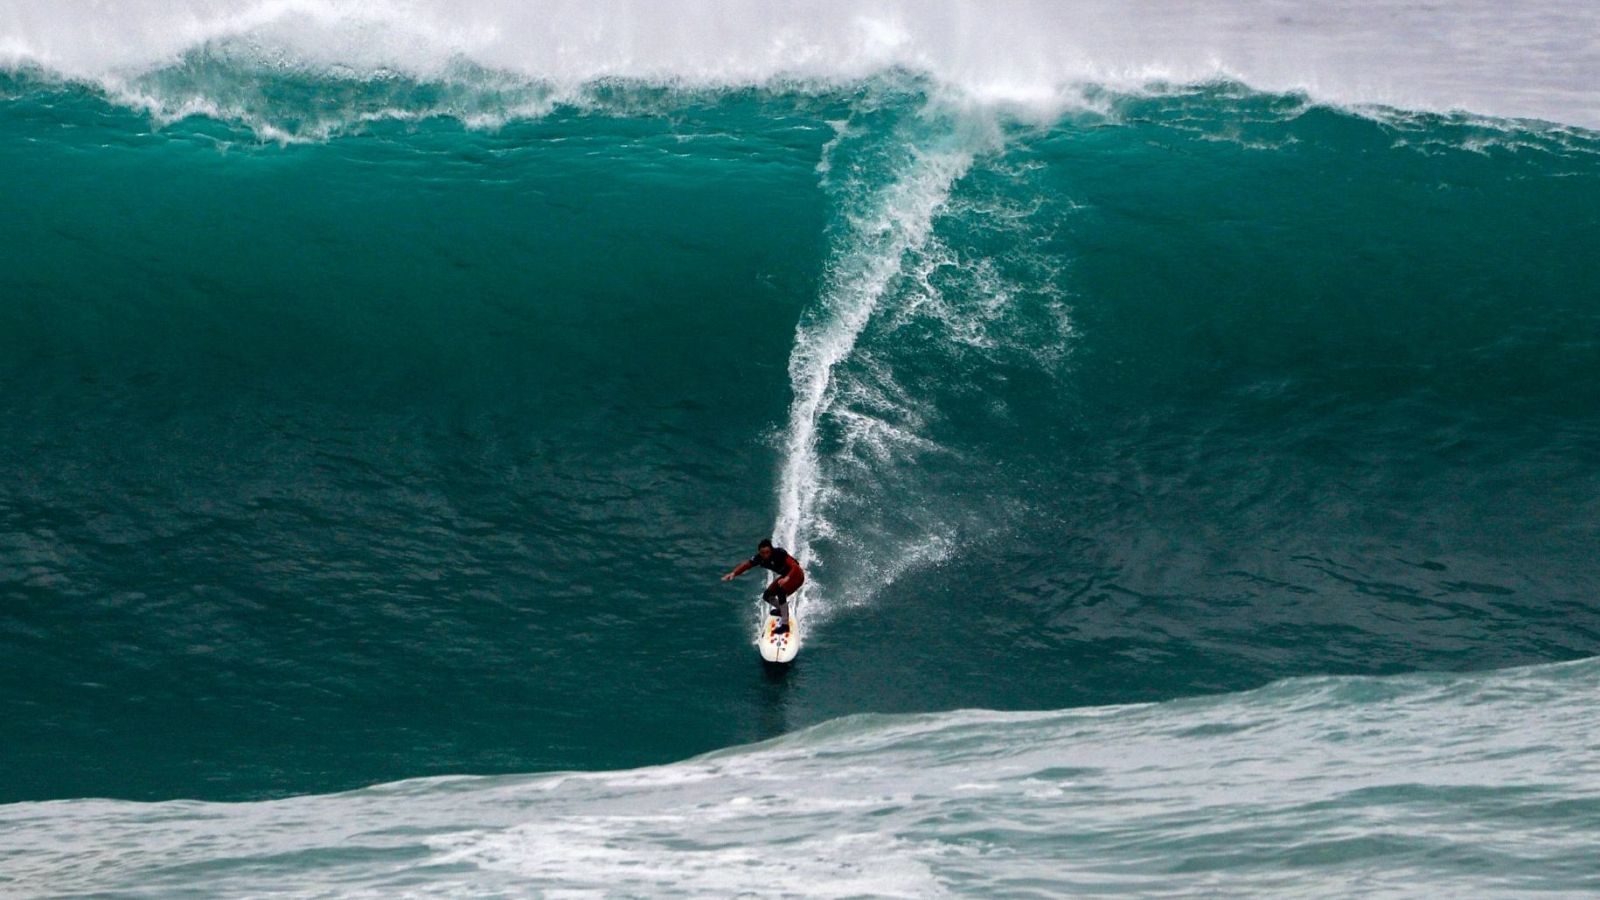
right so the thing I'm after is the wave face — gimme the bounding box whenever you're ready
[5,659,1598,897]
[4,64,1598,805]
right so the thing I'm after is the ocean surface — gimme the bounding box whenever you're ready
[3,1,1599,895]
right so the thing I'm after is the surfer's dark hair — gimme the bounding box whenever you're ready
[757,538,773,550]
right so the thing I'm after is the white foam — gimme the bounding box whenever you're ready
[427,818,945,897]
[4,0,1600,127]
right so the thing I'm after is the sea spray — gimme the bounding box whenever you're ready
[5,1,1600,129]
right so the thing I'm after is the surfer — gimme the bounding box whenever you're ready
[722,539,804,634]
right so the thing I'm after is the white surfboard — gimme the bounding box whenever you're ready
[758,606,801,663]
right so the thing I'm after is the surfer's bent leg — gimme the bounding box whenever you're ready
[763,571,805,627]
[762,583,787,625]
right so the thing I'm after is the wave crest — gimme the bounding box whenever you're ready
[5,0,1600,129]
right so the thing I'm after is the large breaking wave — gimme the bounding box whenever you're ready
[3,8,1600,897]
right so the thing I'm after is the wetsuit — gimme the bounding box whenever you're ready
[751,547,804,627]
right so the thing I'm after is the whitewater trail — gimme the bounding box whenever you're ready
[771,107,987,631]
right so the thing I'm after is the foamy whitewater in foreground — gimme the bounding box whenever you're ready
[5,660,1597,896]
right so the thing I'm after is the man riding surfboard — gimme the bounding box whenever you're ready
[722,538,804,634]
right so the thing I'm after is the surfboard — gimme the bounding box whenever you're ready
[759,607,801,663]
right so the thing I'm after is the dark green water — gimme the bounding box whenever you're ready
[3,74,1598,804]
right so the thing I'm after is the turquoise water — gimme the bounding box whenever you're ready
[3,33,1600,895]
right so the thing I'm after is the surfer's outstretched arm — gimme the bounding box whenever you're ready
[722,560,754,582]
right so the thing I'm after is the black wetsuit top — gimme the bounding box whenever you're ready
[750,547,800,577]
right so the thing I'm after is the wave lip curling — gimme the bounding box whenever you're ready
[4,0,1600,128]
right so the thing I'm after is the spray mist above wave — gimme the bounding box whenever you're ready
[5,0,1600,129]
